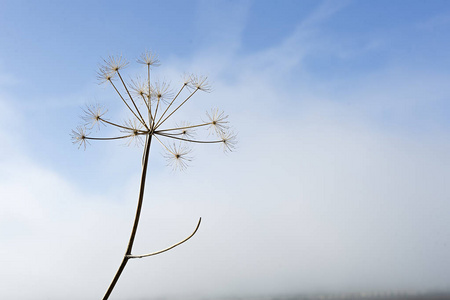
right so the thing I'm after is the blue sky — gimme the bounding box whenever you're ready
[1,1,450,299]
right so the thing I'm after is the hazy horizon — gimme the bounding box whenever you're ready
[1,0,450,299]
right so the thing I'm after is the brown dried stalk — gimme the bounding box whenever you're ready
[71,51,236,300]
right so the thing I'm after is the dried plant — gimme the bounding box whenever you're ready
[71,51,236,300]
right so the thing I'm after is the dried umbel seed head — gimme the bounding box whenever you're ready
[73,51,237,167]
[71,126,90,150]
[101,55,129,73]
[82,104,108,130]
[137,50,160,67]
[152,81,173,104]
[220,131,237,153]
[205,108,229,135]
[122,118,145,146]
[163,143,193,171]
[175,121,196,139]
[97,68,115,84]
[129,76,150,98]
[189,74,211,92]
[182,73,193,86]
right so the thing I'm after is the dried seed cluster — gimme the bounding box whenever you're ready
[72,51,236,170]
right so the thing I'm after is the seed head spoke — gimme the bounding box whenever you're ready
[117,71,148,129]
[156,132,223,144]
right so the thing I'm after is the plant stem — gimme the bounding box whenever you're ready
[102,134,153,300]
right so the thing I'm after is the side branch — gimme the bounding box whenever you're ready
[154,88,199,129]
[141,94,153,123]
[99,117,147,132]
[156,132,223,144]
[109,80,148,129]
[86,134,134,141]
[155,122,209,132]
[154,84,186,127]
[117,71,148,129]
[126,217,202,259]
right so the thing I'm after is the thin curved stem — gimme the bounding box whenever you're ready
[127,135,152,254]
[99,117,145,132]
[142,134,149,166]
[155,122,209,133]
[156,132,223,144]
[117,71,148,129]
[153,134,173,154]
[109,80,146,128]
[152,96,162,129]
[141,94,153,124]
[154,84,186,128]
[86,135,134,141]
[147,64,153,123]
[127,217,202,259]
[154,88,199,130]
[102,134,152,300]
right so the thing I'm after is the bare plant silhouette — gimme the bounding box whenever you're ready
[71,51,236,300]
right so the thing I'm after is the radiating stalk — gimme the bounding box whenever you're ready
[102,134,153,300]
[154,88,199,130]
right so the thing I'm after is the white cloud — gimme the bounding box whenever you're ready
[1,2,450,299]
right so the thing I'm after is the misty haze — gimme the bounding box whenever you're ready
[1,1,450,300]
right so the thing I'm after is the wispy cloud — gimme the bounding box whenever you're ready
[1,1,450,299]
[299,0,351,29]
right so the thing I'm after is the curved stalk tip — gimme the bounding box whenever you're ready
[127,217,202,259]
